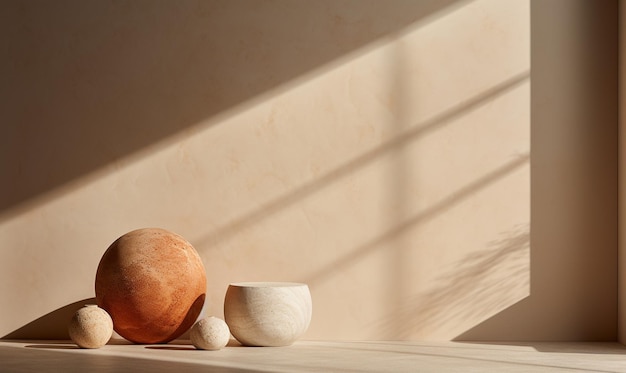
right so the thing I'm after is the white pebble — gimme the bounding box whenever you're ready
[190,316,230,350]
[68,305,113,349]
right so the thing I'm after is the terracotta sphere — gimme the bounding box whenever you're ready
[95,228,206,344]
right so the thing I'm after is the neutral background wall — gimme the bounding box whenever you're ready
[0,0,616,342]
[459,0,618,341]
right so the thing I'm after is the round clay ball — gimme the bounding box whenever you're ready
[68,305,113,349]
[190,316,231,350]
[95,228,206,344]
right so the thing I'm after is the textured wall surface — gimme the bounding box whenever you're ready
[2,0,533,341]
[459,0,618,341]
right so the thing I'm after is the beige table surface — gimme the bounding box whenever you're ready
[1,339,626,372]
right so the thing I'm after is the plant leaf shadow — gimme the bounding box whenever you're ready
[373,226,530,339]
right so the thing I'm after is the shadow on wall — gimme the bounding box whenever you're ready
[303,155,529,288]
[296,151,528,340]
[2,298,96,340]
[181,45,530,340]
[1,0,467,218]
[194,72,529,249]
[455,0,618,341]
[375,226,529,339]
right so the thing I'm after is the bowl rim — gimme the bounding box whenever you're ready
[228,281,307,288]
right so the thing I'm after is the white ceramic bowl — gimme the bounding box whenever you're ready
[224,282,312,347]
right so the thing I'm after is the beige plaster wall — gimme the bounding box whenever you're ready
[460,0,618,341]
[0,0,563,341]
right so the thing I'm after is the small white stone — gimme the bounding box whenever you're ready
[68,305,113,349]
[190,316,231,350]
